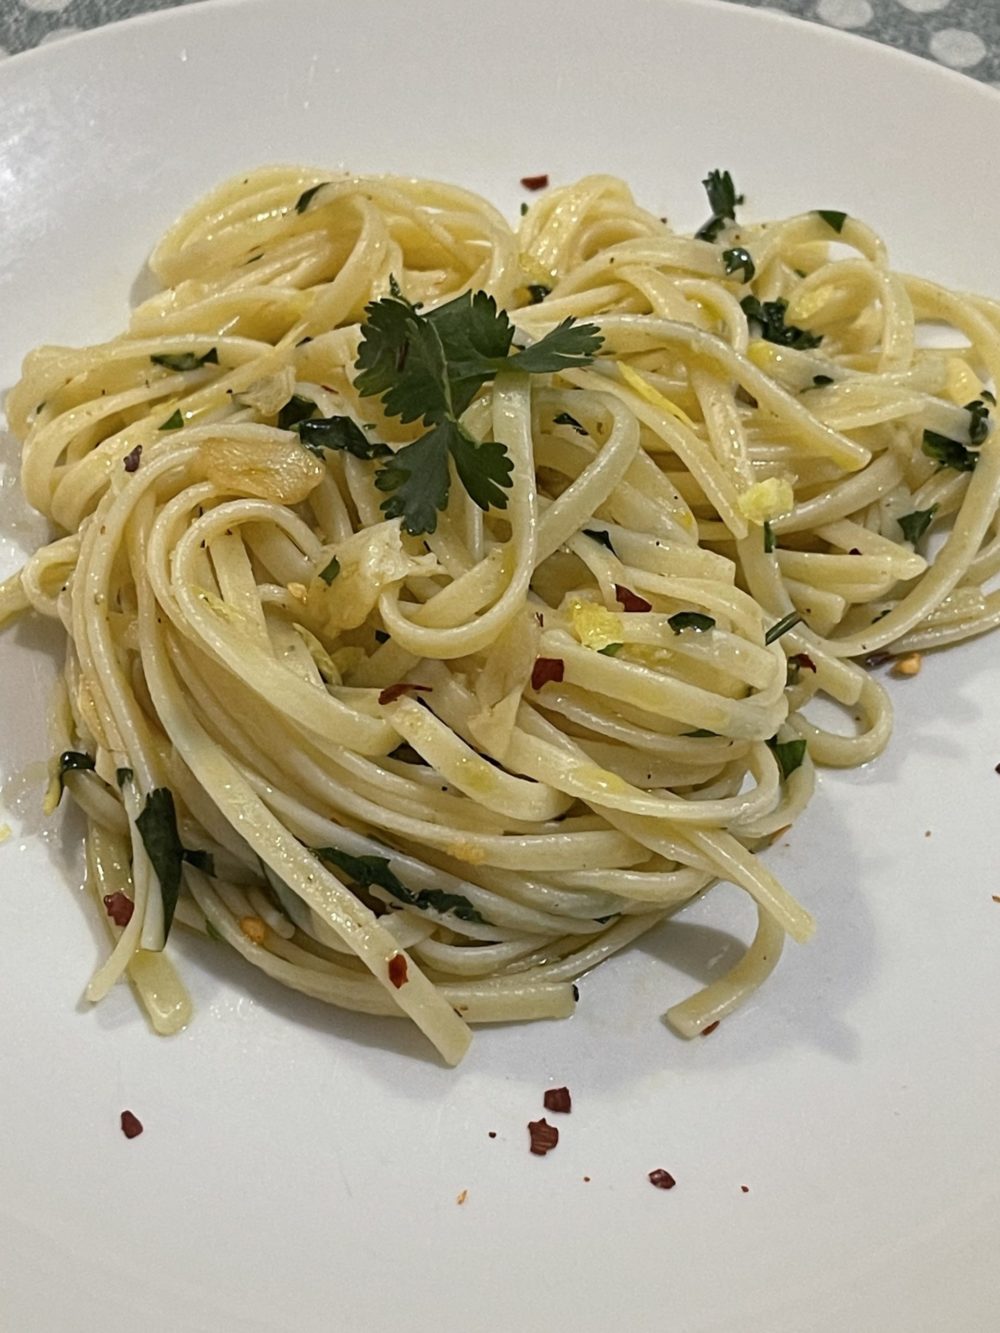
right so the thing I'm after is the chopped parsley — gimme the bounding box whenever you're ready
[810,374,835,388]
[764,610,802,645]
[182,849,215,876]
[354,282,601,534]
[965,398,991,446]
[767,736,807,780]
[314,846,486,923]
[276,394,317,431]
[897,506,937,545]
[158,410,184,431]
[554,411,587,435]
[55,750,95,803]
[583,528,616,553]
[668,611,716,634]
[297,414,391,460]
[696,169,743,243]
[134,788,185,942]
[527,283,551,304]
[722,247,755,282]
[318,556,341,584]
[922,429,978,472]
[151,349,218,372]
[815,210,848,234]
[763,520,776,554]
[741,296,822,350]
[597,642,623,656]
[115,767,133,788]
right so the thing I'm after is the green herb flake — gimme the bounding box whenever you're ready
[922,429,978,473]
[668,611,716,633]
[696,169,744,243]
[981,389,996,406]
[295,182,330,214]
[766,735,807,781]
[520,202,529,217]
[741,296,822,350]
[159,410,184,431]
[597,642,623,656]
[59,750,96,777]
[354,283,601,533]
[815,210,848,234]
[763,520,776,554]
[897,506,937,545]
[811,374,835,388]
[527,283,551,304]
[764,610,802,645]
[134,788,185,943]
[554,411,587,435]
[115,767,133,788]
[276,394,316,431]
[151,349,218,372]
[314,846,485,923]
[584,528,616,553]
[965,398,991,446]
[183,849,215,876]
[374,629,390,644]
[297,414,392,460]
[318,556,341,584]
[722,247,755,282]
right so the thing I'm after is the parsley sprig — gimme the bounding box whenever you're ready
[696,170,744,243]
[354,282,602,534]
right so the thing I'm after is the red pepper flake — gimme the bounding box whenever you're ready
[583,1176,591,1183]
[388,953,408,988]
[528,1118,559,1156]
[520,173,549,191]
[103,891,134,927]
[543,1086,572,1114]
[531,657,565,691]
[789,652,817,673]
[615,583,652,613]
[122,444,143,473]
[700,1021,720,1037]
[120,1110,143,1139]
[456,1189,468,1205]
[648,1168,676,1190]
[378,682,432,706]
[740,1185,750,1194]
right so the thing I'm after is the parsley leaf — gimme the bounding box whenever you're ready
[54,750,95,804]
[276,394,316,431]
[151,349,218,372]
[314,846,485,923]
[319,556,341,584]
[765,611,802,644]
[696,169,744,243]
[135,788,185,942]
[722,247,755,282]
[159,410,184,431]
[965,398,991,446]
[741,296,822,350]
[815,210,848,234]
[767,736,807,780]
[297,415,391,460]
[810,374,835,388]
[763,520,776,554]
[668,611,716,633]
[922,429,978,472]
[354,283,600,533]
[897,507,937,545]
[597,642,623,656]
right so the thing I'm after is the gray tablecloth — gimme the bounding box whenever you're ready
[0,0,996,83]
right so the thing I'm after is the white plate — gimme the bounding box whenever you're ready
[1,2,998,1329]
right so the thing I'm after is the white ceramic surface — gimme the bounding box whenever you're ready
[1,2,998,1330]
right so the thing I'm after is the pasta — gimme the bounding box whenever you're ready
[3,167,998,1065]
